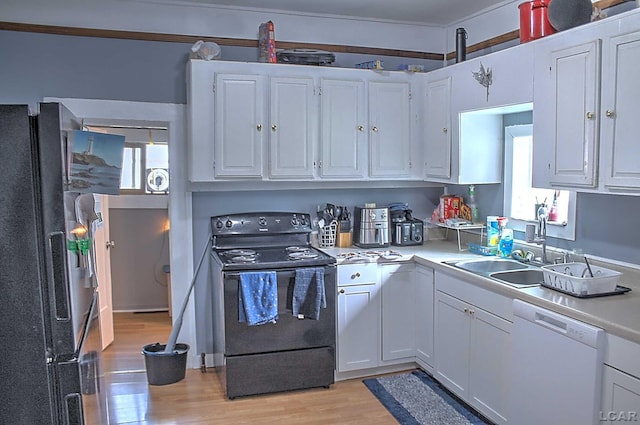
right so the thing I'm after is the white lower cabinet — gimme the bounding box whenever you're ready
[381,263,416,361]
[415,265,435,369]
[435,272,512,425]
[601,366,640,424]
[337,262,420,374]
[336,263,380,372]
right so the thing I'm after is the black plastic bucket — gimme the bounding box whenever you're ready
[142,342,189,385]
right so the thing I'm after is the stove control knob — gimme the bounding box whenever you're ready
[369,211,376,220]
[291,215,299,226]
[225,220,233,228]
[299,216,307,226]
[259,217,267,227]
[215,219,224,229]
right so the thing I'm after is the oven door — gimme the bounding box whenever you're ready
[223,266,336,356]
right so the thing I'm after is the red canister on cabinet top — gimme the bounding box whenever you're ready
[518,0,556,43]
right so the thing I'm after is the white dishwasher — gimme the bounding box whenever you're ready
[510,299,605,425]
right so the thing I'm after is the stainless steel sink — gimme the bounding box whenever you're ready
[489,269,544,287]
[448,258,531,274]
[446,257,542,288]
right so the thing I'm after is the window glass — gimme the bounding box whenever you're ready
[120,146,143,190]
[145,144,169,194]
[504,124,576,240]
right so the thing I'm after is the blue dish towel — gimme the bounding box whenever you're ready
[238,271,278,326]
[292,268,326,320]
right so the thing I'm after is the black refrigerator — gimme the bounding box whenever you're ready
[0,103,116,425]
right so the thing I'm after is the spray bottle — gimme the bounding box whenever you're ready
[467,185,479,223]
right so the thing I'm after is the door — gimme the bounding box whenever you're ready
[415,265,435,367]
[600,31,640,191]
[320,78,366,179]
[381,263,415,361]
[435,290,470,399]
[548,40,600,187]
[269,76,316,178]
[425,77,452,179]
[93,195,114,350]
[368,80,411,178]
[214,73,265,178]
[469,307,511,425]
[337,283,380,372]
[601,365,640,424]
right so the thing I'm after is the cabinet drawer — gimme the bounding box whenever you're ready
[338,263,378,286]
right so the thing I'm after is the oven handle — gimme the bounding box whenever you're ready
[224,265,335,279]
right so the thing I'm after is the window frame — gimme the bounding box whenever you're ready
[503,124,577,241]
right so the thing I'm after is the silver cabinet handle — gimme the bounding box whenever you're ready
[257,124,262,131]
[351,272,361,279]
[605,110,615,118]
[358,125,364,132]
[271,124,277,131]
[339,288,345,294]
[106,241,116,249]
[371,126,378,132]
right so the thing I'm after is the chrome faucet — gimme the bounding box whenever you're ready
[525,205,548,264]
[536,205,548,264]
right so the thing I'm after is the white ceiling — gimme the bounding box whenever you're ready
[149,0,513,26]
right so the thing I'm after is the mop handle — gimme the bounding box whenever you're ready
[164,235,211,353]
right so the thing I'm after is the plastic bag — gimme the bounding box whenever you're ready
[190,40,221,60]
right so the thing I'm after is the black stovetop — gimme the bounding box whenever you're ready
[210,212,336,271]
[214,245,335,271]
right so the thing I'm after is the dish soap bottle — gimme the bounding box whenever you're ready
[499,228,514,258]
[467,185,479,223]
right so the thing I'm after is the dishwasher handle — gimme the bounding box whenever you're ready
[513,299,604,348]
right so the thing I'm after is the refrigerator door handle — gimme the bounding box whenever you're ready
[49,231,71,319]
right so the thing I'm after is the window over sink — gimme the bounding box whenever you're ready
[503,123,576,241]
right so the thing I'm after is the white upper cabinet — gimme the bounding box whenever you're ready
[532,40,600,188]
[599,30,640,192]
[214,73,265,178]
[319,78,367,179]
[187,60,418,183]
[424,77,452,180]
[423,41,534,184]
[532,9,640,195]
[368,80,412,178]
[268,76,316,179]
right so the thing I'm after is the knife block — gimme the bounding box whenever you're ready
[336,231,352,248]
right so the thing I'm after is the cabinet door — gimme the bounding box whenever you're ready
[415,265,435,368]
[424,77,452,179]
[469,307,511,425]
[600,31,640,191]
[336,283,380,372]
[381,264,415,361]
[214,74,265,178]
[269,76,316,179]
[601,365,640,424]
[369,81,411,178]
[548,41,601,187]
[187,60,216,182]
[319,78,366,179]
[435,290,470,399]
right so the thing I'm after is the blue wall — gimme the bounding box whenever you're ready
[2,28,639,354]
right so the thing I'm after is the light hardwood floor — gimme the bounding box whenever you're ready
[103,312,399,424]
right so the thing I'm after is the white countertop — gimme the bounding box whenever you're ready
[321,241,640,344]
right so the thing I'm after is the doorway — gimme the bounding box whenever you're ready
[44,97,197,368]
[87,125,171,315]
